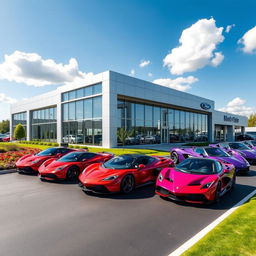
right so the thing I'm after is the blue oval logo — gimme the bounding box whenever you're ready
[200,103,211,110]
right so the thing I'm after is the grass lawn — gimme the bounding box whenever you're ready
[182,195,256,256]
[0,142,168,156]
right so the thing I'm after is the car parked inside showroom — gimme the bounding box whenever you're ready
[38,151,114,181]
[79,154,173,194]
[16,147,76,174]
[170,146,250,174]
[156,158,236,204]
[210,142,256,165]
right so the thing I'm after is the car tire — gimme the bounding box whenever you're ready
[66,166,79,181]
[214,182,222,203]
[120,174,135,194]
[171,151,179,164]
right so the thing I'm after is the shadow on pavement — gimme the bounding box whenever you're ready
[83,184,156,200]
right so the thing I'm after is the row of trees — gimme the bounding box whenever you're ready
[0,120,10,134]
[248,113,256,127]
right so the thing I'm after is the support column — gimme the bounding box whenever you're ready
[56,102,62,144]
[227,125,234,141]
[26,110,31,141]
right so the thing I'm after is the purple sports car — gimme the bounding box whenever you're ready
[210,142,256,165]
[170,146,250,174]
[243,140,256,150]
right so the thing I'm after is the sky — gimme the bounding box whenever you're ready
[0,0,256,120]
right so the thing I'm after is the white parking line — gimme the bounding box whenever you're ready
[168,189,256,256]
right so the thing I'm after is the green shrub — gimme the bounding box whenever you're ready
[14,124,26,140]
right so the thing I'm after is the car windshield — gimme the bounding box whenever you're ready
[103,155,136,169]
[229,143,250,150]
[219,143,231,150]
[57,152,84,162]
[175,158,216,175]
[204,148,229,157]
[36,148,57,156]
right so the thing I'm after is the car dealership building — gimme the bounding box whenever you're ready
[10,71,248,148]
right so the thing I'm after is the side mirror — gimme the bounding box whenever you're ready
[200,153,207,158]
[56,153,62,158]
[169,162,175,167]
[138,164,145,169]
[224,168,230,174]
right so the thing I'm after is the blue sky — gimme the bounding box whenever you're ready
[0,0,256,120]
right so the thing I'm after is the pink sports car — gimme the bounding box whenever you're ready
[156,158,235,204]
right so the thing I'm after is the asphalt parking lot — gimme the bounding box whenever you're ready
[1,167,256,256]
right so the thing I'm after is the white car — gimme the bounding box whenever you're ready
[63,135,83,144]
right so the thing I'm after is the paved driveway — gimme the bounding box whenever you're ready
[0,168,256,256]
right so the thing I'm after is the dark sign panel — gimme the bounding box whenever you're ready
[224,115,239,123]
[200,103,211,110]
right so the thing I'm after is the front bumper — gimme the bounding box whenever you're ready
[79,182,110,193]
[17,166,38,174]
[156,186,209,203]
[236,167,250,174]
[39,173,64,181]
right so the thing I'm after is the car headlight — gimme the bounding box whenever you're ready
[238,151,246,157]
[158,173,163,182]
[103,175,118,181]
[54,165,68,171]
[31,159,41,164]
[201,181,215,189]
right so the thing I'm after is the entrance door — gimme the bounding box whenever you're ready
[161,109,169,143]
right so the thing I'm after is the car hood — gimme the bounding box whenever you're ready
[162,168,217,192]
[237,149,256,158]
[18,155,49,164]
[210,156,248,168]
[80,164,132,181]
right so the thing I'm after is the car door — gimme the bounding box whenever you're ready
[134,156,156,184]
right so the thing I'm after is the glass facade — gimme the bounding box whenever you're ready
[117,99,208,145]
[32,107,57,141]
[12,112,27,138]
[62,83,102,102]
[62,95,102,145]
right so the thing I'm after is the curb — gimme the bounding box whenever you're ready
[168,188,256,256]
[0,169,17,175]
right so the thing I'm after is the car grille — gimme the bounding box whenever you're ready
[236,167,250,173]
[156,186,207,202]
[40,173,58,179]
[18,167,36,173]
[81,184,109,193]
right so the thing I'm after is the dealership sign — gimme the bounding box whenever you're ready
[224,115,239,123]
[200,102,211,110]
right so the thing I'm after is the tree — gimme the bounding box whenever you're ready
[14,123,26,140]
[0,119,10,134]
[248,113,256,127]
[117,128,133,146]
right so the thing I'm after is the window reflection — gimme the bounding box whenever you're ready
[117,99,208,145]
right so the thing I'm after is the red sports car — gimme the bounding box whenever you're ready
[38,151,114,181]
[78,154,173,194]
[156,158,236,204]
[16,147,75,174]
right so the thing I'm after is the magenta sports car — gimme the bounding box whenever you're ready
[156,158,236,204]
[170,146,250,174]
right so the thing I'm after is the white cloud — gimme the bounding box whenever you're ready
[129,69,135,76]
[0,93,17,104]
[238,26,256,54]
[153,76,198,92]
[163,18,224,75]
[225,24,235,33]
[0,51,93,87]
[219,97,255,116]
[139,60,150,68]
[148,72,153,77]
[211,52,224,67]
